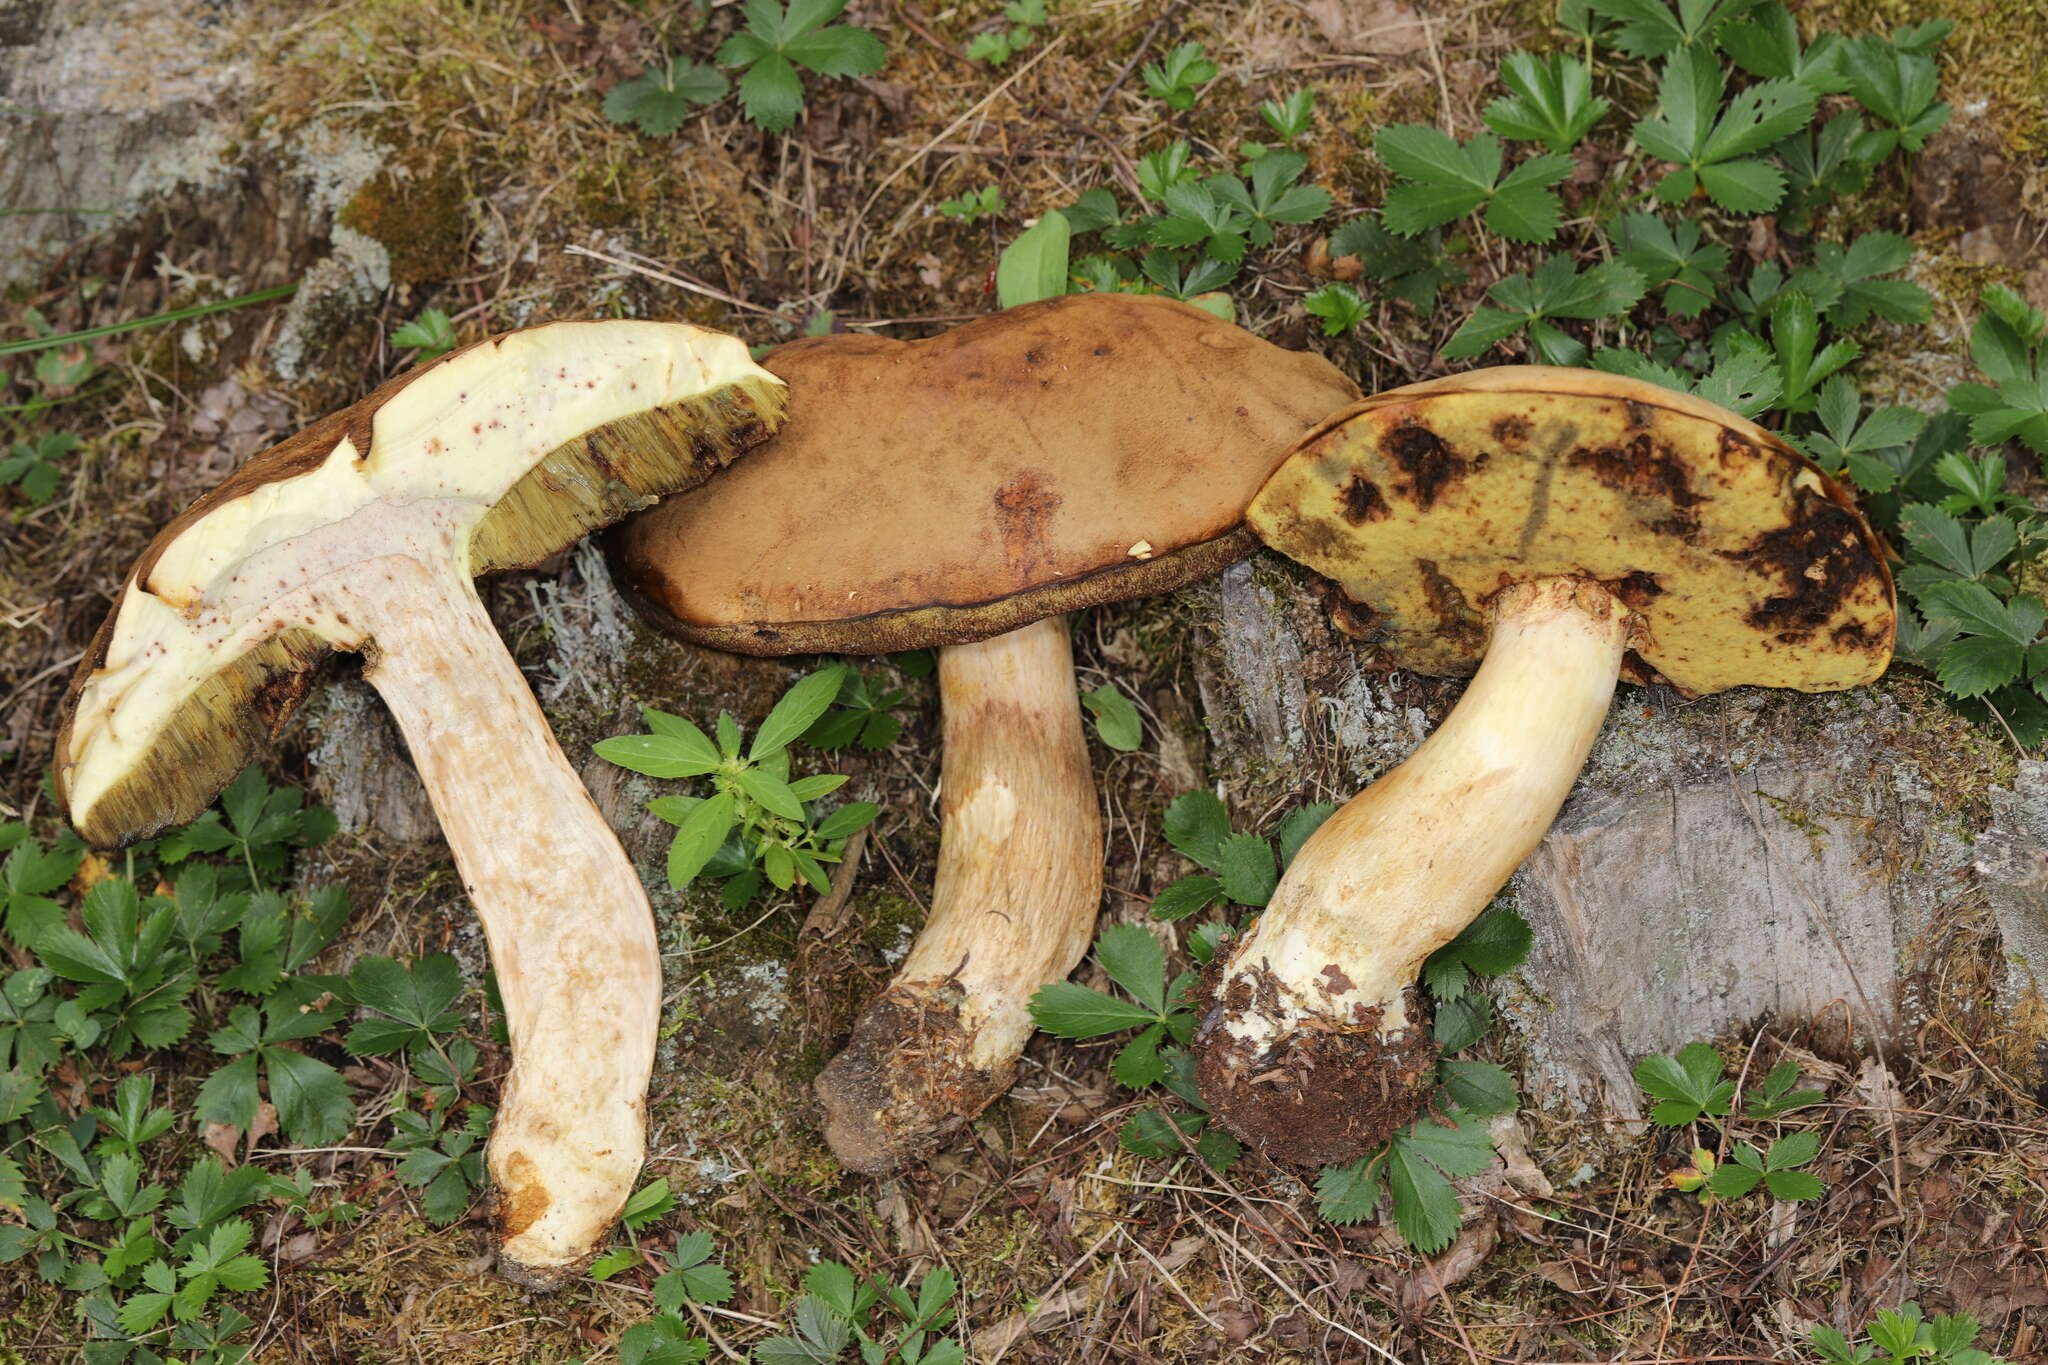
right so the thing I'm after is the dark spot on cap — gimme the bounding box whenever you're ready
[1308,578,1383,641]
[1492,414,1531,446]
[1625,400,1654,429]
[1602,570,1664,609]
[1730,494,1886,642]
[1572,433,1703,537]
[1717,426,1761,467]
[248,663,316,734]
[1091,345,1111,357]
[1339,474,1389,526]
[1024,348,1046,365]
[1381,422,1467,510]
[1416,558,1485,657]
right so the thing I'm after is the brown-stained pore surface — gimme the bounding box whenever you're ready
[52,327,786,848]
[611,293,1361,655]
[1248,366,1897,696]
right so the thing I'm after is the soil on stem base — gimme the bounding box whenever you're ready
[1193,968,1439,1169]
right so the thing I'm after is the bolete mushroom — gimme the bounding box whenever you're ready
[54,320,785,1284]
[1197,365,1896,1167]
[610,292,1359,1171]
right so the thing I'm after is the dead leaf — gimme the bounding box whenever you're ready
[1855,1057,1906,1129]
[1490,1115,1554,1199]
[1302,0,1433,54]
[69,852,114,896]
[203,1121,242,1163]
[1154,1235,1205,1275]
[1399,1218,1499,1315]
[971,1287,1091,1359]
[1331,1258,1375,1295]
[1214,1301,1260,1344]
[1948,1259,2048,1320]
[245,1101,279,1159]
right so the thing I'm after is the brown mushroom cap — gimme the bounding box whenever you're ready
[1247,365,1896,696]
[611,293,1361,654]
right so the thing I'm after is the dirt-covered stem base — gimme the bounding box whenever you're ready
[1197,578,1634,1167]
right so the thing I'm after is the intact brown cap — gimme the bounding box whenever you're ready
[611,292,1361,655]
[1247,365,1896,697]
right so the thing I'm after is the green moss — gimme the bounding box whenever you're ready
[952,1208,1055,1308]
[338,158,471,283]
[856,891,926,955]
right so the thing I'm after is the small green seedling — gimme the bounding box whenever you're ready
[1483,51,1610,152]
[1442,254,1647,365]
[1630,49,1816,213]
[965,0,1046,65]
[1637,1044,1828,1205]
[1148,789,1333,922]
[801,668,910,750]
[1141,41,1216,112]
[1811,1302,2010,1365]
[1241,88,1314,161]
[1326,216,1467,315]
[603,56,729,136]
[717,0,888,133]
[0,432,79,506]
[1304,282,1370,337]
[596,666,880,907]
[756,1259,965,1365]
[1081,682,1142,751]
[1951,284,2048,455]
[1376,126,1572,244]
[937,184,1005,223]
[389,308,457,363]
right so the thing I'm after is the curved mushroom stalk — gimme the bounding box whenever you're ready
[344,556,658,1285]
[815,616,1104,1172]
[1197,578,1634,1168]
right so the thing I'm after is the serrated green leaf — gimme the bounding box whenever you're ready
[1315,1154,1386,1223]
[1438,1060,1518,1116]
[1095,923,1166,1013]
[1162,791,1230,868]
[1028,982,1157,1038]
[1150,875,1224,921]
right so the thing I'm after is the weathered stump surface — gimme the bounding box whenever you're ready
[0,0,249,284]
[1979,761,2048,1036]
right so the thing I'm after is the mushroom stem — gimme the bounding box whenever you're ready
[340,553,657,1286]
[815,615,1104,1171]
[1197,577,1633,1168]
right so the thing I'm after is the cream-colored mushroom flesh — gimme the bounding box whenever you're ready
[55,320,785,1283]
[1198,366,1894,1167]
[611,293,1360,1171]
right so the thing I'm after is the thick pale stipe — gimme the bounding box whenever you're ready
[815,616,1103,1171]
